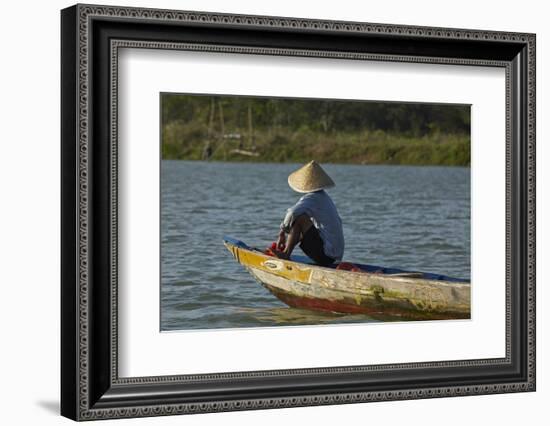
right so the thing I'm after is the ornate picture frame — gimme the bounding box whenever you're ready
[61,4,535,421]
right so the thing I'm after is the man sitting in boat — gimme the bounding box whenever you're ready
[274,160,344,267]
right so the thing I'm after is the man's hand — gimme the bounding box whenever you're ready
[272,249,290,260]
[276,230,286,250]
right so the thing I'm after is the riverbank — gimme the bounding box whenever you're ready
[162,125,470,166]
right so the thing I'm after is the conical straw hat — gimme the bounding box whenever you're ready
[287,160,335,193]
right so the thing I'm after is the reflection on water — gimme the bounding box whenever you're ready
[161,161,470,331]
[234,306,381,326]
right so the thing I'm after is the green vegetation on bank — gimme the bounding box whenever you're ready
[162,95,470,166]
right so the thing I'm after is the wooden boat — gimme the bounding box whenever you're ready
[223,236,470,321]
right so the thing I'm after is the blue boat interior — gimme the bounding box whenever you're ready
[223,236,468,283]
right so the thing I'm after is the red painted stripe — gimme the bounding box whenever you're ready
[265,286,469,321]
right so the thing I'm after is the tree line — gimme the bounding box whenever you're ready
[161,94,470,166]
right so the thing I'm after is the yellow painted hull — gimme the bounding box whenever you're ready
[224,239,471,320]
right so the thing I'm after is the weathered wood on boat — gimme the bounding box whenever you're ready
[223,237,470,321]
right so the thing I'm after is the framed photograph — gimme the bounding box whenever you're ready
[61,4,536,421]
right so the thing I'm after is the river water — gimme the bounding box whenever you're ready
[160,160,470,331]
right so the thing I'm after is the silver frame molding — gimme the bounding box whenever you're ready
[61,3,536,421]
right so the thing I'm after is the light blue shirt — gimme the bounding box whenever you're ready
[280,190,344,261]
